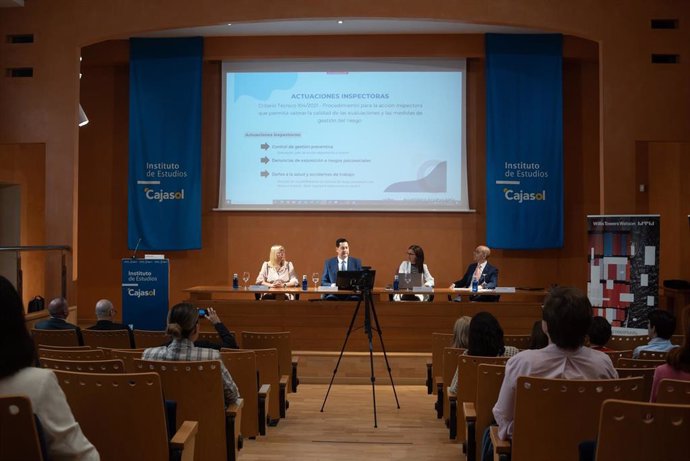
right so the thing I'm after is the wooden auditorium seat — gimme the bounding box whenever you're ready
[241,331,299,392]
[40,358,125,374]
[594,399,690,461]
[601,349,632,363]
[108,348,146,373]
[489,376,645,461]
[133,329,169,348]
[656,378,690,404]
[0,396,45,461]
[244,348,285,422]
[503,335,530,349]
[220,350,271,438]
[437,346,464,421]
[37,347,105,362]
[606,335,649,351]
[638,350,669,360]
[615,367,655,400]
[136,359,243,461]
[33,344,90,351]
[617,357,665,368]
[31,328,80,347]
[81,329,132,349]
[54,370,198,461]
[448,355,509,441]
[427,332,453,395]
[462,364,506,461]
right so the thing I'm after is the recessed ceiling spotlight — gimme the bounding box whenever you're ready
[227,23,232,26]
[338,20,343,24]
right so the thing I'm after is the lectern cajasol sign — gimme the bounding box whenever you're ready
[121,258,169,330]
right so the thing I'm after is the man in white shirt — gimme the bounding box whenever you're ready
[492,286,618,442]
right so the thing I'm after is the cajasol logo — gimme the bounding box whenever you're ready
[144,187,185,202]
[503,188,546,203]
[127,288,156,298]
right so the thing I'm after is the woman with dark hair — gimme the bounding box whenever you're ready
[394,244,435,301]
[142,302,240,405]
[0,276,99,460]
[529,319,549,350]
[449,312,519,393]
[650,323,690,401]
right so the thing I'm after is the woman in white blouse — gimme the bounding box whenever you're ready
[255,244,299,299]
[395,244,435,302]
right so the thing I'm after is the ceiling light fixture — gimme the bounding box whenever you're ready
[338,20,343,24]
[78,104,89,127]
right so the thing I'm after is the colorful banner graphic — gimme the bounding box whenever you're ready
[587,215,660,327]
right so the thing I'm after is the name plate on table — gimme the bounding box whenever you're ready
[413,286,433,292]
[248,285,269,292]
[317,286,340,293]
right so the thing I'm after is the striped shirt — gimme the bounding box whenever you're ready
[143,338,240,405]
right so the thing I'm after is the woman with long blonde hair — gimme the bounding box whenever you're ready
[255,244,299,298]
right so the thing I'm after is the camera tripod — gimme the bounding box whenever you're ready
[320,286,400,427]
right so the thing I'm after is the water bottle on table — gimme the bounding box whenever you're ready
[471,277,479,293]
[393,274,399,291]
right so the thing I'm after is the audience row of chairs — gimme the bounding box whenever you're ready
[23,329,303,461]
[425,332,689,461]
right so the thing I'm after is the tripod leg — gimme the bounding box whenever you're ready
[368,290,401,409]
[320,298,363,412]
[364,293,378,427]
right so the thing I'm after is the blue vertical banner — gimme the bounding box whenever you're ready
[122,258,170,331]
[128,37,203,250]
[485,34,563,249]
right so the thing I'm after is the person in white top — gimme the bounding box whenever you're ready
[0,276,100,461]
[492,286,618,442]
[255,244,299,300]
[394,244,435,301]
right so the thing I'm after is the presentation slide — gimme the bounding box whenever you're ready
[218,59,468,212]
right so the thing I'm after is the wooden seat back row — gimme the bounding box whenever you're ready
[491,376,645,461]
[0,396,45,461]
[135,359,243,461]
[595,399,690,461]
[54,371,198,461]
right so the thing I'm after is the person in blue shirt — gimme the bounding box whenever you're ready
[633,309,678,358]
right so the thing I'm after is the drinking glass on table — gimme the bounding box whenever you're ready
[312,272,320,290]
[242,272,250,289]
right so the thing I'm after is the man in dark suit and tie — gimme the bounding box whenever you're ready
[321,238,362,299]
[33,297,84,344]
[450,245,499,302]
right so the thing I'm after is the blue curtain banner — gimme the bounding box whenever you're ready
[485,34,564,249]
[128,37,203,250]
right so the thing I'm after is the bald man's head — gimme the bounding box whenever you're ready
[95,299,115,320]
[48,297,68,319]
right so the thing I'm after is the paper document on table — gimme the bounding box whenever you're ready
[493,287,516,293]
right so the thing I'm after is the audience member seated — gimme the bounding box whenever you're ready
[633,310,678,358]
[492,287,618,445]
[449,312,519,393]
[142,302,240,405]
[165,307,238,350]
[528,319,549,349]
[393,244,435,302]
[587,316,613,352]
[321,237,362,300]
[650,323,690,402]
[86,298,134,347]
[255,244,299,300]
[452,316,471,349]
[33,296,83,345]
[450,245,499,302]
[0,276,100,460]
